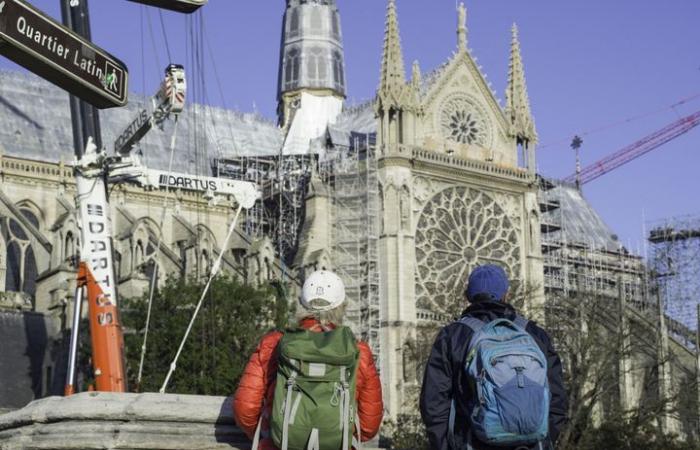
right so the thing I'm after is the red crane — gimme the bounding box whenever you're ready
[564,110,700,185]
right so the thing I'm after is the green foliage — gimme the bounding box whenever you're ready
[381,414,430,450]
[121,276,288,395]
[565,420,700,450]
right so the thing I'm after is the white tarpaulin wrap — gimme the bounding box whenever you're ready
[282,92,343,155]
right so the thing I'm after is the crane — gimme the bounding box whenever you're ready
[114,64,186,155]
[63,65,258,395]
[564,109,700,186]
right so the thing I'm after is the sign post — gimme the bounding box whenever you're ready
[0,0,128,109]
[126,0,207,14]
[60,0,102,154]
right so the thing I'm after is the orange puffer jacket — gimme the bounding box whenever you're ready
[233,317,384,450]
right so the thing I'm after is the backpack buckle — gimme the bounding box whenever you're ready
[515,367,525,388]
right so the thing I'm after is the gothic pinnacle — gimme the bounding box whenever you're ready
[380,0,406,93]
[457,2,468,52]
[505,23,537,144]
[412,60,422,89]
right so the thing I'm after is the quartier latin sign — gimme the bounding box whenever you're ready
[0,0,128,108]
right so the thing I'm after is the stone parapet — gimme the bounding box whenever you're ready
[0,392,249,449]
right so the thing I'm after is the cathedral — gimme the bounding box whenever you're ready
[7,1,695,434]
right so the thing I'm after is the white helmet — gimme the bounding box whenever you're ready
[301,270,345,312]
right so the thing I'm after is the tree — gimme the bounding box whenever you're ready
[382,414,430,450]
[119,276,289,395]
[546,290,698,450]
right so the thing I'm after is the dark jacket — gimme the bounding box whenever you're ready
[419,300,568,450]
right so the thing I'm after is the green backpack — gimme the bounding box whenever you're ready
[268,326,361,450]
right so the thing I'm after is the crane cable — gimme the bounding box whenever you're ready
[144,8,162,77]
[539,92,700,150]
[158,9,173,64]
[136,116,180,388]
[160,202,245,394]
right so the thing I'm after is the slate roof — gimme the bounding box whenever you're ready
[326,101,377,147]
[541,178,623,252]
[0,70,284,174]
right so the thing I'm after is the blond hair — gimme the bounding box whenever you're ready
[296,299,346,326]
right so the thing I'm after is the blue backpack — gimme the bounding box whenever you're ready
[449,316,550,449]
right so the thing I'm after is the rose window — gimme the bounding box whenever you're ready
[439,95,490,146]
[415,187,521,316]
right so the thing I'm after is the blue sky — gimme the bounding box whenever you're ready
[1,0,699,253]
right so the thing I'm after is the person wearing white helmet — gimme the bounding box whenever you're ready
[233,270,384,449]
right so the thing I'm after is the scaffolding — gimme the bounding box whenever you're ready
[271,155,313,266]
[538,179,700,350]
[648,215,700,333]
[214,154,312,267]
[322,133,381,358]
[213,135,381,359]
[215,157,275,239]
[538,178,648,330]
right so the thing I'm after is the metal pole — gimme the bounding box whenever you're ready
[64,285,84,396]
[61,1,126,392]
[571,135,583,190]
[60,0,102,155]
[656,284,671,433]
[696,303,700,437]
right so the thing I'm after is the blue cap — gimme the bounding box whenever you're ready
[465,265,509,302]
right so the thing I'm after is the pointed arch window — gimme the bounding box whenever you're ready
[64,231,76,266]
[4,216,38,300]
[309,8,323,32]
[6,241,22,292]
[20,209,40,230]
[135,240,145,268]
[114,250,122,280]
[285,48,301,89]
[200,249,210,277]
[332,51,344,91]
[331,11,341,39]
[306,47,328,85]
[288,9,300,38]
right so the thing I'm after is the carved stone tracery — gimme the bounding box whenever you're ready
[415,186,521,316]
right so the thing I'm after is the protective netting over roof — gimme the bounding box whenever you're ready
[326,101,376,147]
[0,70,284,173]
[541,179,623,252]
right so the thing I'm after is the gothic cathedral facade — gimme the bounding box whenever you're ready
[371,1,545,414]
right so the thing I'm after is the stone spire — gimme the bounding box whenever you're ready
[457,2,467,52]
[505,23,537,144]
[278,0,346,126]
[379,0,406,96]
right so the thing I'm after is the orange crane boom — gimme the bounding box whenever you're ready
[564,110,700,185]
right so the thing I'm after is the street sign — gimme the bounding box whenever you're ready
[126,0,207,14]
[0,0,128,108]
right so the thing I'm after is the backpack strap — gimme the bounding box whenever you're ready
[340,366,351,450]
[307,428,320,450]
[281,372,297,450]
[457,316,486,334]
[513,315,529,330]
[251,414,263,450]
[449,316,487,448]
[353,412,363,450]
[448,399,457,449]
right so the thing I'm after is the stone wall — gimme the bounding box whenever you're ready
[0,392,249,449]
[0,310,65,411]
